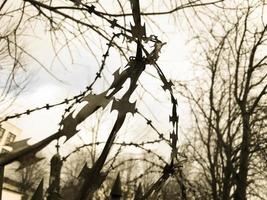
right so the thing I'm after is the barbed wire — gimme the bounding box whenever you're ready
[0,1,181,199]
[0,32,121,124]
[135,108,169,143]
[62,138,165,162]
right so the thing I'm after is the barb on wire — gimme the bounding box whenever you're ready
[135,109,169,143]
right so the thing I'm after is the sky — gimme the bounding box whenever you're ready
[1,1,194,158]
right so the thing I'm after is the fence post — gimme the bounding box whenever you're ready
[134,184,143,200]
[0,165,4,200]
[31,179,44,200]
[47,153,62,200]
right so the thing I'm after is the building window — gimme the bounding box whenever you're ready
[0,126,5,140]
[5,132,16,145]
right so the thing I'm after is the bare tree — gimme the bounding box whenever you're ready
[0,3,28,110]
[178,1,267,199]
[18,160,47,200]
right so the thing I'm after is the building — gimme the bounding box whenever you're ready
[0,121,23,200]
[0,121,21,153]
[2,177,23,200]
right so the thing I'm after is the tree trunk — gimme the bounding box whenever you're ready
[235,112,250,200]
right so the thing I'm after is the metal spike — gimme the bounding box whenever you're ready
[31,179,44,200]
[59,112,79,142]
[112,99,136,116]
[78,163,90,179]
[110,173,122,200]
[134,184,143,200]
